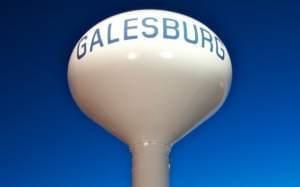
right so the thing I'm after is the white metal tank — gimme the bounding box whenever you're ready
[68,9,232,187]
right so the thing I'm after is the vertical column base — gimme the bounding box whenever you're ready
[130,141,170,187]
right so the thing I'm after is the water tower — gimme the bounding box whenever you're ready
[68,9,232,187]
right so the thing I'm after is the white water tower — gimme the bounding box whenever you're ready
[68,9,232,187]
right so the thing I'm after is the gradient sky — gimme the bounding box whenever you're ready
[1,0,300,187]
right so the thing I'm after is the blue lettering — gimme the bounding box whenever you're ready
[108,23,119,44]
[77,35,87,60]
[163,18,179,39]
[90,28,104,52]
[183,21,198,44]
[200,27,213,52]
[124,18,138,40]
[142,17,158,38]
[215,36,225,60]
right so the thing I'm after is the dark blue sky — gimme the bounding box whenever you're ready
[1,0,300,187]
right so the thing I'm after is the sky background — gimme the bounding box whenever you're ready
[1,0,300,187]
